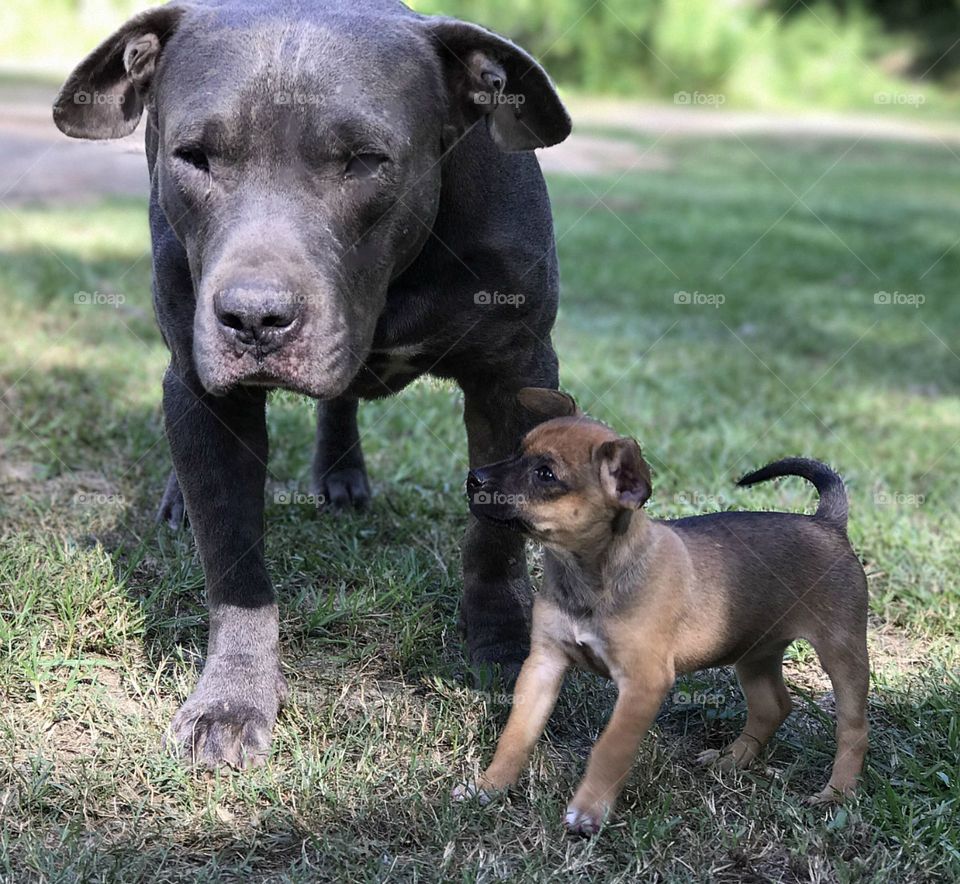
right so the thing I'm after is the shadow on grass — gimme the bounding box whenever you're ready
[6,665,958,880]
[3,137,960,878]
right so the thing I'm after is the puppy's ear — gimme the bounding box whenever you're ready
[53,4,190,140]
[517,387,579,419]
[597,438,651,509]
[425,17,571,151]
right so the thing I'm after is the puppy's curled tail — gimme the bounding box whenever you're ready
[737,457,848,530]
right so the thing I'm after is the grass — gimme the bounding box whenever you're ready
[2,122,959,881]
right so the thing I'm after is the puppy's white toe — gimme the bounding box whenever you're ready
[696,748,722,766]
[451,782,493,805]
[805,786,847,806]
[564,804,604,837]
[451,782,476,801]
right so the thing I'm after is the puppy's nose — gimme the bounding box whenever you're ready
[214,285,302,355]
[466,469,487,496]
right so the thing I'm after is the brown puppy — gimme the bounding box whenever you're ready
[454,388,869,836]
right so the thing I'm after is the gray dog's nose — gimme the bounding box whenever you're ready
[214,285,301,355]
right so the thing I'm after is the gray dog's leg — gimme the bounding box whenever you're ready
[460,516,532,676]
[158,396,370,524]
[158,396,369,524]
[312,396,370,511]
[162,365,287,769]
[458,349,559,676]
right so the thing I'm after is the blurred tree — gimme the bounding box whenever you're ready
[769,0,960,82]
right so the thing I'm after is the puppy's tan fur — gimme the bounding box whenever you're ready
[456,389,870,835]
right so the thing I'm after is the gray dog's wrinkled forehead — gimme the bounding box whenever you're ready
[157,9,436,142]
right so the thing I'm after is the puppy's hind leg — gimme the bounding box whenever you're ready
[698,648,792,771]
[807,634,869,804]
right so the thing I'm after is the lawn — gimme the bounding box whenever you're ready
[1,125,958,881]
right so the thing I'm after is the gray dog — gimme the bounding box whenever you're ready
[54,0,570,768]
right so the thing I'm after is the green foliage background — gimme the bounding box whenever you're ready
[4,0,960,110]
[414,0,956,109]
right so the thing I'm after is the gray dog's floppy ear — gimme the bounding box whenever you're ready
[425,18,571,152]
[517,387,579,419]
[53,4,189,140]
[597,438,651,510]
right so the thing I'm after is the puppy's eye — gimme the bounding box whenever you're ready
[535,465,556,482]
[173,145,210,173]
[345,153,387,179]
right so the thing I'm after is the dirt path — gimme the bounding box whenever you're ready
[565,95,960,146]
[0,84,147,206]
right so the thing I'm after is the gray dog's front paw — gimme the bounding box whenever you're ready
[313,466,371,512]
[168,657,288,770]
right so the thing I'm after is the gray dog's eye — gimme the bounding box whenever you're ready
[173,145,210,173]
[345,153,387,179]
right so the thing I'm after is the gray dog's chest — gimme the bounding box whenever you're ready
[346,345,431,398]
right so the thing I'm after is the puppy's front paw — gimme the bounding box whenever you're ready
[805,785,853,806]
[564,802,608,837]
[451,781,495,805]
[696,747,740,771]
